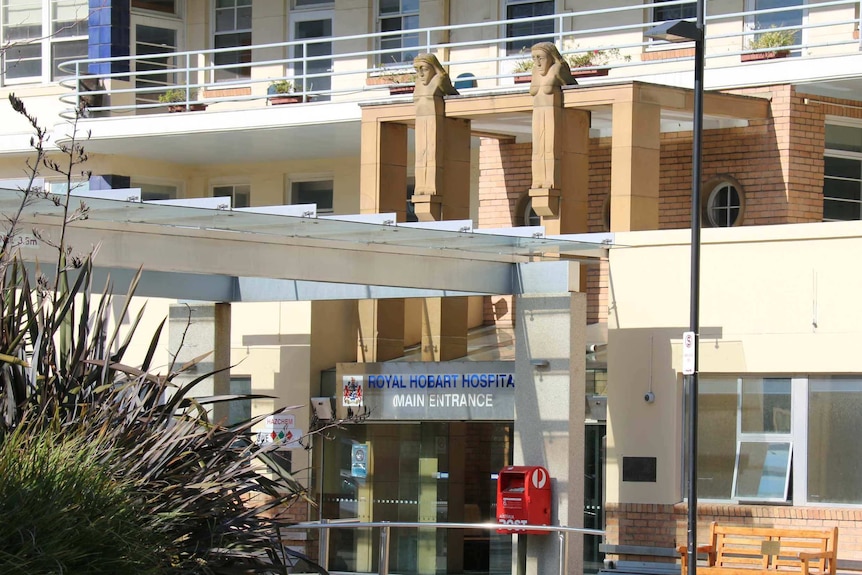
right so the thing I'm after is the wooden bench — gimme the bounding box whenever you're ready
[679,523,838,575]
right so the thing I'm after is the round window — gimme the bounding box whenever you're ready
[705,180,744,227]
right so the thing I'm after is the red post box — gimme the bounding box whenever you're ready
[495,465,551,535]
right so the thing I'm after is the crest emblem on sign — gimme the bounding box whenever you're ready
[342,376,364,407]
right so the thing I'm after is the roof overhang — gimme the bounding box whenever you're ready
[3,190,607,301]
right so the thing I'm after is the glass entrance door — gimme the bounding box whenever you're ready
[290,11,332,101]
[321,422,513,575]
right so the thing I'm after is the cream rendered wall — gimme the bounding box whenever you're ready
[232,301,313,485]
[447,0,498,87]
[0,153,362,213]
[0,87,69,140]
[606,221,862,505]
[331,1,372,98]
[806,2,858,56]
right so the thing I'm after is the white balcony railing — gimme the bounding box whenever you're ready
[57,0,862,117]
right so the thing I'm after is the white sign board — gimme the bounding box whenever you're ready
[256,414,303,450]
[682,331,695,375]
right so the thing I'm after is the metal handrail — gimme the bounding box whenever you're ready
[53,0,862,116]
[281,519,605,575]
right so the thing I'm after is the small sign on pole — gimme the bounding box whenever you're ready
[682,331,696,375]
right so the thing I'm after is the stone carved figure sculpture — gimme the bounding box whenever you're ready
[529,42,576,191]
[413,53,458,198]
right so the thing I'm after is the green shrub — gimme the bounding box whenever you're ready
[0,93,323,575]
[747,27,797,50]
[0,425,159,575]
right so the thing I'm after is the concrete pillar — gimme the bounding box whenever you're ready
[360,119,408,218]
[359,118,408,360]
[610,98,661,231]
[441,117,472,220]
[514,291,587,575]
[421,297,468,361]
[358,298,406,362]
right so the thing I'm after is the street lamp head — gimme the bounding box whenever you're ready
[645,19,702,43]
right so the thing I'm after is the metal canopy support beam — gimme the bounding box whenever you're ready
[18,217,514,294]
[23,258,585,302]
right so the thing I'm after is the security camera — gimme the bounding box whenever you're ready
[644,391,656,403]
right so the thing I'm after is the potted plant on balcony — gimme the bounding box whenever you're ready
[742,27,796,61]
[267,80,302,105]
[565,47,629,78]
[512,53,534,84]
[365,66,417,95]
[158,88,207,112]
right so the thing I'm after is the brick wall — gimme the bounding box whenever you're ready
[604,502,862,562]
[478,85,838,325]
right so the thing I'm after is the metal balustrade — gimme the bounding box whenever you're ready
[55,0,862,117]
[280,519,605,575]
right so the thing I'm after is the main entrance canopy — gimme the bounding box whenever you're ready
[1,189,609,302]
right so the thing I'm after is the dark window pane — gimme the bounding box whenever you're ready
[824,156,861,179]
[379,0,400,14]
[826,125,862,153]
[824,197,861,221]
[654,0,697,22]
[132,1,178,14]
[505,1,554,54]
[53,39,88,78]
[823,177,861,201]
[3,43,42,79]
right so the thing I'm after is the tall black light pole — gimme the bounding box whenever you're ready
[645,4,705,575]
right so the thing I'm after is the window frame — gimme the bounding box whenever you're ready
[287,175,334,215]
[502,0,557,56]
[212,0,252,83]
[1,0,89,84]
[646,0,697,50]
[823,117,862,222]
[744,0,805,49]
[651,0,697,24]
[376,0,420,67]
[130,177,182,201]
[704,178,745,227]
[211,182,250,209]
[693,375,809,505]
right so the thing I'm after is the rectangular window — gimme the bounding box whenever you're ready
[505,0,554,55]
[697,378,739,499]
[378,0,418,66]
[290,179,333,214]
[131,179,180,201]
[3,0,44,80]
[131,0,178,14]
[732,441,792,501]
[751,0,802,43]
[1,0,87,81]
[213,183,250,208]
[824,122,862,222]
[51,0,87,78]
[228,376,251,426]
[696,376,793,503]
[214,0,251,82]
[292,0,333,9]
[808,377,862,504]
[652,0,696,23]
